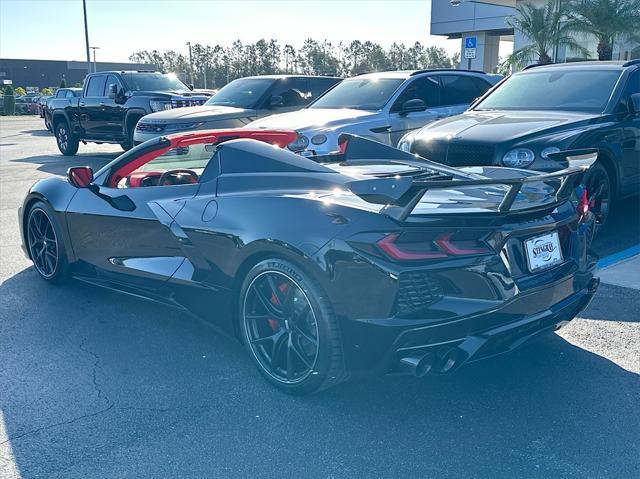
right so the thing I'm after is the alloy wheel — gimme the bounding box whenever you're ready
[243,271,319,384]
[27,208,59,278]
[56,125,68,151]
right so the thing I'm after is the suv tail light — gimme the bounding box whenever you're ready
[578,188,590,224]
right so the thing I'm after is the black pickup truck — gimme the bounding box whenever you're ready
[49,70,207,155]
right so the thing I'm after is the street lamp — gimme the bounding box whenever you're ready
[89,46,100,73]
[82,0,91,75]
[186,41,194,87]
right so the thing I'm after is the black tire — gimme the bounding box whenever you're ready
[26,201,70,284]
[121,118,139,151]
[583,162,612,235]
[239,258,345,395]
[55,120,79,156]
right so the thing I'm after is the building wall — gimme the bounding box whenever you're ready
[431,0,515,72]
[0,58,157,89]
[430,0,639,72]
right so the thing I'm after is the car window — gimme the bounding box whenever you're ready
[56,89,66,98]
[472,77,493,97]
[268,78,310,108]
[85,75,107,97]
[206,78,275,109]
[105,74,123,95]
[391,76,440,111]
[310,78,404,110]
[440,75,484,106]
[474,69,621,112]
[121,72,188,92]
[625,70,639,96]
[65,90,75,99]
[308,78,341,101]
[117,144,216,188]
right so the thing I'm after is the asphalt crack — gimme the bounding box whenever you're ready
[0,338,114,446]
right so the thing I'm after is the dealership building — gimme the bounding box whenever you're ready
[430,0,640,72]
[0,58,157,90]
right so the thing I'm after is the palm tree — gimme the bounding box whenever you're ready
[567,0,640,60]
[506,0,589,69]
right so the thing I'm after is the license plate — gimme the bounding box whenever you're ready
[524,231,563,272]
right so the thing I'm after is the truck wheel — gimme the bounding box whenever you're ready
[121,118,139,151]
[55,121,79,156]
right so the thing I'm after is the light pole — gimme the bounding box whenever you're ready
[82,0,91,75]
[89,46,100,73]
[186,41,194,87]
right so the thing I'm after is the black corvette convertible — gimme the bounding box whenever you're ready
[20,129,600,394]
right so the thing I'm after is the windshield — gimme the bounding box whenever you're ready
[121,73,188,92]
[206,78,274,109]
[310,78,404,110]
[475,69,621,112]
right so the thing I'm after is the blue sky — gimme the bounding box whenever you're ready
[0,0,459,62]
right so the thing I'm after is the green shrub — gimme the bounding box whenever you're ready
[41,87,54,95]
[14,86,26,96]
[3,85,15,115]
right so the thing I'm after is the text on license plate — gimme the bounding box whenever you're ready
[524,231,563,272]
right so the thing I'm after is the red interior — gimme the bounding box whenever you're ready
[107,129,298,187]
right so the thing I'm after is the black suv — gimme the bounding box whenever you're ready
[400,60,640,230]
[49,71,207,155]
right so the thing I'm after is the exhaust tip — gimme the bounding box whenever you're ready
[439,349,458,373]
[399,353,435,377]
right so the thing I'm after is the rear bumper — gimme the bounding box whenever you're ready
[341,271,599,376]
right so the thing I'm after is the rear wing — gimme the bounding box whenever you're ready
[347,147,598,221]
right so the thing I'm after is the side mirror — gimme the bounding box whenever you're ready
[67,166,94,188]
[630,93,640,115]
[269,95,284,108]
[400,98,427,115]
[108,83,118,99]
[188,84,194,91]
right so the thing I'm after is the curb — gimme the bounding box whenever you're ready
[597,245,640,269]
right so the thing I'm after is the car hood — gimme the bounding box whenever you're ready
[248,108,380,131]
[412,110,599,144]
[139,105,255,122]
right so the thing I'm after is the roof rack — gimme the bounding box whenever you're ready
[623,59,640,67]
[410,68,486,76]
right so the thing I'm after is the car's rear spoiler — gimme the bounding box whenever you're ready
[347,146,598,221]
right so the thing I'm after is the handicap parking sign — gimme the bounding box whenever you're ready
[465,37,477,49]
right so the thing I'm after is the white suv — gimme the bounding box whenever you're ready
[247,70,501,156]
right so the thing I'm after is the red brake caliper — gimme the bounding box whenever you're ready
[267,282,289,331]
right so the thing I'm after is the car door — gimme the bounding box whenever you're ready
[101,74,126,140]
[66,183,198,290]
[620,69,640,194]
[80,74,108,137]
[65,144,212,290]
[388,76,441,145]
[256,77,310,118]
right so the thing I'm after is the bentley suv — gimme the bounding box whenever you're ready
[399,60,640,231]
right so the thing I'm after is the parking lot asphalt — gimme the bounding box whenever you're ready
[1,116,639,479]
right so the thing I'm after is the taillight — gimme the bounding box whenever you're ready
[337,134,349,154]
[578,188,590,224]
[377,232,490,261]
[378,234,446,260]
